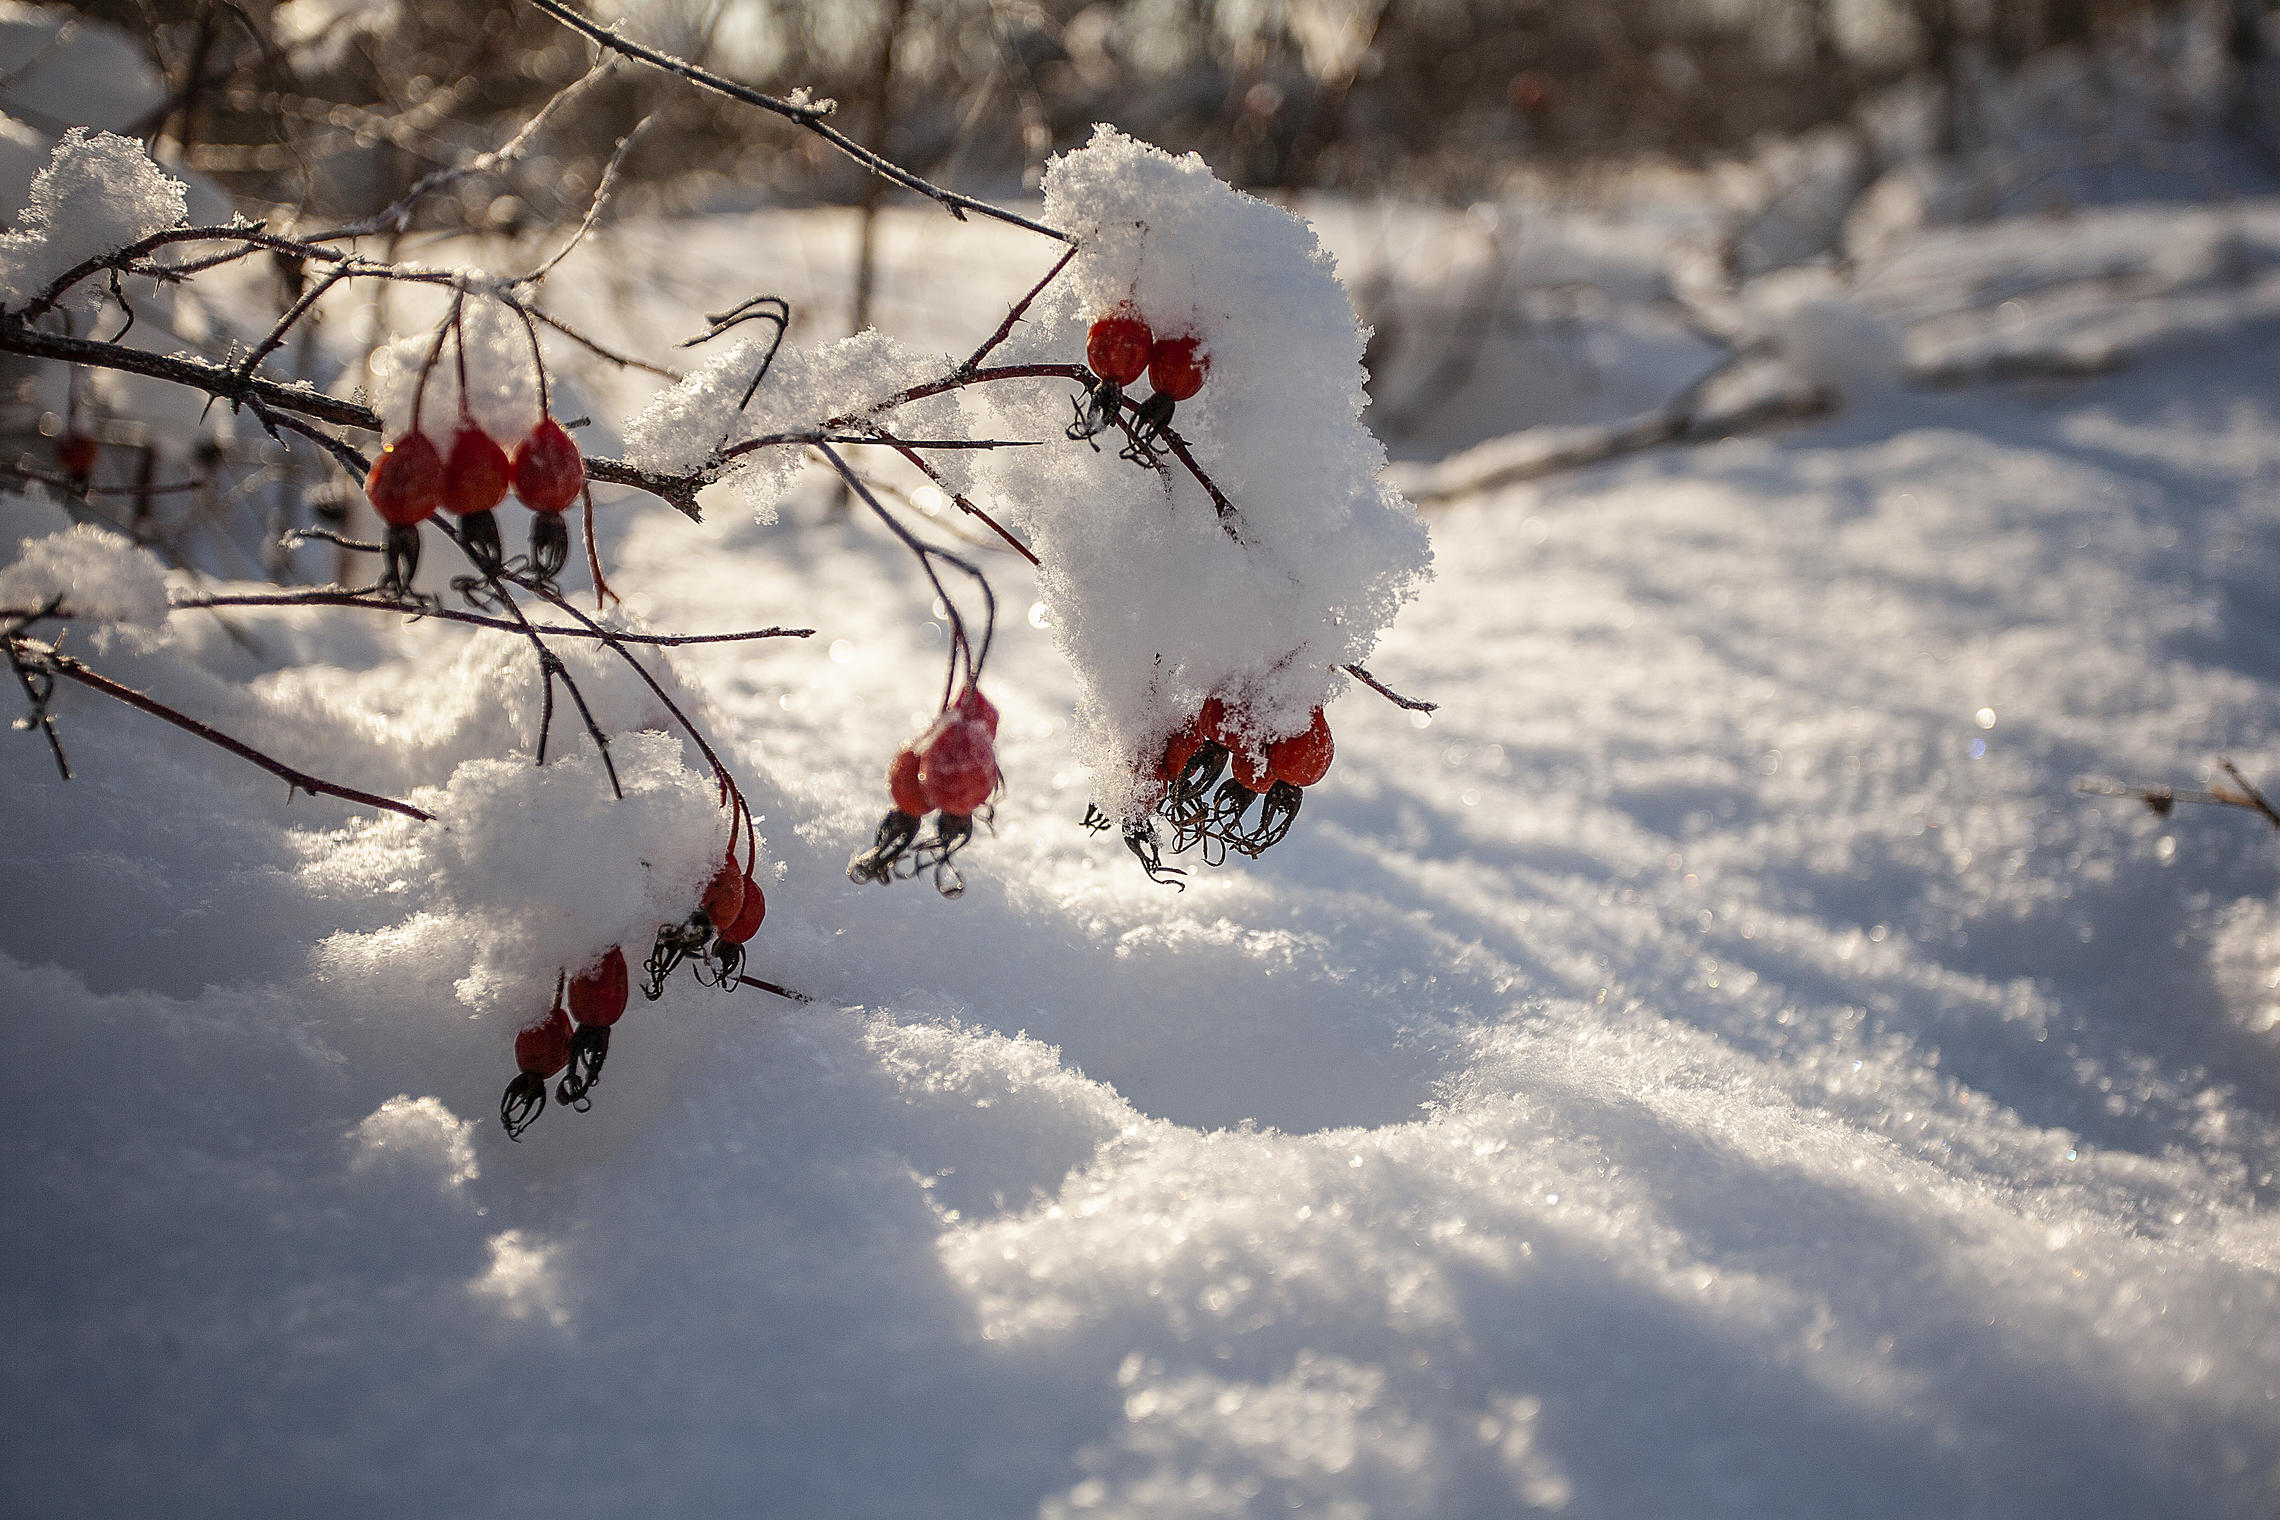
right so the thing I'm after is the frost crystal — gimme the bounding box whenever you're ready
[0,129,189,316]
[0,522,170,639]
[974,127,1433,818]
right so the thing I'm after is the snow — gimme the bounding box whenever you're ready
[10,137,2280,1520]
[0,128,187,316]
[0,521,169,636]
[973,128,1432,816]
[369,292,546,451]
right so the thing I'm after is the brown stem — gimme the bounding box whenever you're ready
[1343,663,1436,713]
[521,0,1071,244]
[21,638,433,819]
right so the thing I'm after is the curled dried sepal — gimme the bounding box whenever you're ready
[849,808,924,884]
[500,1071,547,1141]
[528,512,570,587]
[556,1023,610,1110]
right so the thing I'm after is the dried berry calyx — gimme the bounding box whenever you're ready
[442,427,511,517]
[512,418,585,514]
[567,946,629,1027]
[1086,306,1153,387]
[365,432,445,527]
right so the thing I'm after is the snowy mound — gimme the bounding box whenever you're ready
[975,127,1432,817]
[0,128,186,315]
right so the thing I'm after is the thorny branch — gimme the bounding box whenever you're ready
[3,620,432,819]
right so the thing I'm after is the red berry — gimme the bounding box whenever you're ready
[1148,335,1208,402]
[53,433,96,481]
[701,857,745,930]
[1156,725,1202,786]
[1268,707,1334,788]
[719,874,765,944]
[1196,696,1237,750]
[887,747,931,816]
[920,717,997,816]
[442,426,511,517]
[1086,307,1153,387]
[365,432,445,527]
[955,684,999,738]
[1229,743,1271,793]
[515,1006,574,1076]
[567,947,629,1027]
[512,418,584,514]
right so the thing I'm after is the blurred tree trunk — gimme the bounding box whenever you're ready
[851,0,915,338]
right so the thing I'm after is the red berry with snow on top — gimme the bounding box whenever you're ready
[1229,742,1272,793]
[442,426,512,517]
[516,1006,574,1076]
[512,418,584,514]
[700,856,745,930]
[1086,307,1153,387]
[1268,708,1334,788]
[1148,336,1208,402]
[567,947,629,1027]
[365,432,445,527]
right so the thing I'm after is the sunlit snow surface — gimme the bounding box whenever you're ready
[8,201,2280,1517]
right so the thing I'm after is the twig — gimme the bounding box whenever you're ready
[521,0,1072,244]
[960,242,1077,374]
[516,113,654,286]
[1343,663,1436,713]
[737,974,812,1003]
[167,591,812,645]
[13,636,432,819]
[2079,762,2280,830]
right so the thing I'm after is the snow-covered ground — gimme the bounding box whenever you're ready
[11,158,2280,1520]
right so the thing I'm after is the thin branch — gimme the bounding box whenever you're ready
[960,242,1078,374]
[166,590,812,645]
[867,426,1039,566]
[15,636,432,819]
[737,974,812,1004]
[521,0,1072,244]
[516,112,654,286]
[1343,663,1436,713]
[306,59,620,242]
[529,303,682,379]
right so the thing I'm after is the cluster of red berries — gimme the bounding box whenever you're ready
[500,853,766,1139]
[848,685,1001,896]
[1071,304,1210,456]
[365,416,585,597]
[1096,697,1336,882]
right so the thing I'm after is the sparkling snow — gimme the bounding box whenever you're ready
[6,178,2280,1519]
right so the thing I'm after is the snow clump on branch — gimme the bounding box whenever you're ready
[310,729,736,1020]
[622,329,970,522]
[975,127,1432,821]
[0,129,188,316]
[0,522,171,641]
